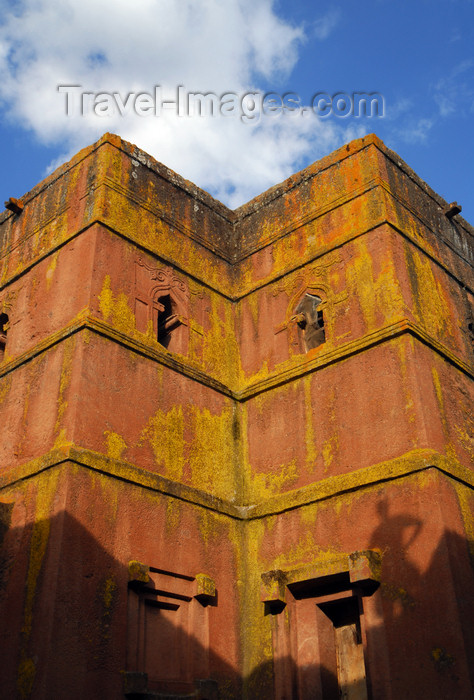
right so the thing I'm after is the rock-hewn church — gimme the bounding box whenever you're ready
[0,133,473,699]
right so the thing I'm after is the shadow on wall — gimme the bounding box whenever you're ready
[247,496,474,700]
[0,500,240,700]
[0,497,474,700]
[364,497,474,699]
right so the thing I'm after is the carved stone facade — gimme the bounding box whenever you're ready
[0,133,473,699]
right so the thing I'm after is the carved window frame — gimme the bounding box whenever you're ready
[275,284,330,356]
[134,260,191,355]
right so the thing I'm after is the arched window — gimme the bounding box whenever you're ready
[292,294,325,351]
[0,313,9,361]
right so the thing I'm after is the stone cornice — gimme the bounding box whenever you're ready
[0,446,472,521]
[1,133,472,293]
[0,315,471,401]
[1,202,472,304]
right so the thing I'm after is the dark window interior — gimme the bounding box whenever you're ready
[157,295,178,349]
[0,313,8,361]
[294,294,325,351]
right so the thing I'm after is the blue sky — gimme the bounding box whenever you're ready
[1,0,473,220]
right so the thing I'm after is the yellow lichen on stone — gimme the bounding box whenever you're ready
[271,233,299,279]
[140,405,185,481]
[17,656,36,700]
[102,576,117,609]
[303,376,317,472]
[98,575,117,643]
[300,501,319,525]
[15,366,33,458]
[431,366,444,411]
[372,247,404,324]
[250,460,299,501]
[104,431,127,460]
[165,498,181,531]
[0,373,12,404]
[197,508,231,547]
[55,335,75,433]
[45,250,59,290]
[272,535,342,572]
[322,386,339,473]
[453,483,474,568]
[241,357,270,387]
[346,240,378,331]
[405,246,453,339]
[98,274,136,334]
[128,560,150,584]
[246,293,260,332]
[239,518,271,692]
[322,437,336,470]
[397,338,418,430]
[431,646,455,670]
[202,295,240,385]
[381,582,416,608]
[189,404,237,500]
[454,423,474,460]
[53,428,71,451]
[345,236,406,333]
[197,508,215,544]
[18,470,60,698]
[431,364,457,460]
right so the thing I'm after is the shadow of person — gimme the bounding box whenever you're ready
[368,498,422,628]
[364,496,474,699]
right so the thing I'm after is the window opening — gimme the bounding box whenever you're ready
[293,294,325,351]
[0,313,8,362]
[468,321,474,350]
[156,295,180,349]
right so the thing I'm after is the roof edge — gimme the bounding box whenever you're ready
[1,132,473,236]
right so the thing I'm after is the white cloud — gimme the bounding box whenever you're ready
[384,98,412,121]
[0,0,356,207]
[312,8,341,40]
[433,60,474,117]
[385,60,474,149]
[392,117,435,145]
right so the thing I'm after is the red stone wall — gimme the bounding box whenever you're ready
[0,133,472,699]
